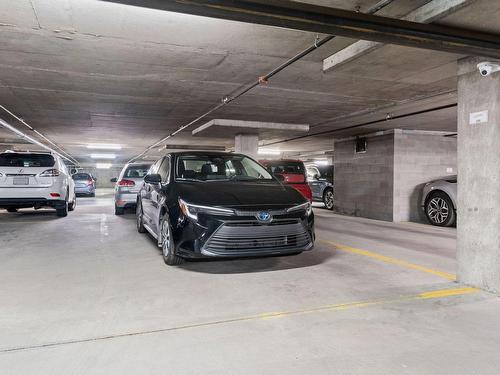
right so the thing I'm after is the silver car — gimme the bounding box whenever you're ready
[112,163,152,215]
[421,176,457,227]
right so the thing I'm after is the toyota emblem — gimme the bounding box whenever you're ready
[256,211,272,222]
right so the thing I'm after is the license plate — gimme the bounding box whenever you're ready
[13,177,29,185]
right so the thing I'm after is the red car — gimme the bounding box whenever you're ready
[260,159,312,202]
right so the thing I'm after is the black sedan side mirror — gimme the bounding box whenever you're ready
[110,177,117,183]
[144,174,162,184]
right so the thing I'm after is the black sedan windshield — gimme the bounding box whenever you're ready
[176,154,273,181]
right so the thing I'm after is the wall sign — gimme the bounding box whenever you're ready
[469,110,488,125]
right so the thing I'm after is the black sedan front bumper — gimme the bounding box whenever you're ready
[173,209,314,259]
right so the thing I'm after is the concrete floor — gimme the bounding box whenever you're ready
[1,190,499,374]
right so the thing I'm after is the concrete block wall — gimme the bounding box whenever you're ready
[79,166,124,188]
[334,130,457,223]
[333,133,394,221]
[393,130,457,222]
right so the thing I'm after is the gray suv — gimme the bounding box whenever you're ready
[307,165,334,210]
[111,162,152,215]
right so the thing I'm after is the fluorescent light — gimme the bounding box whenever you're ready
[90,153,116,159]
[258,148,281,155]
[314,159,329,166]
[87,143,122,150]
[96,163,112,169]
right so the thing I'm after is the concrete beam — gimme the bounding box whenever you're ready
[192,119,309,139]
[323,0,476,72]
[104,0,500,58]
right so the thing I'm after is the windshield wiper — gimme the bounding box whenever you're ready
[228,175,270,181]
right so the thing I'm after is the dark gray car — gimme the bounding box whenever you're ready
[307,165,334,210]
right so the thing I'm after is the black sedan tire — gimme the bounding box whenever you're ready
[136,200,146,233]
[323,188,334,210]
[160,215,183,266]
[425,191,456,227]
[6,208,18,213]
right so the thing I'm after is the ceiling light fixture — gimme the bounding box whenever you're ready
[90,153,116,159]
[258,149,281,155]
[96,163,112,169]
[87,144,122,150]
[314,159,329,166]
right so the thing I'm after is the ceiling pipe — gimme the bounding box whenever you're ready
[0,117,78,165]
[0,105,78,165]
[261,103,458,146]
[128,0,396,163]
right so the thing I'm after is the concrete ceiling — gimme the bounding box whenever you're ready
[0,0,498,165]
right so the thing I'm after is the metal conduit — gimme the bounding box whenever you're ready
[0,117,78,165]
[129,0,397,163]
[0,105,79,165]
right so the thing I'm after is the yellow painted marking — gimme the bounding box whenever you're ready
[418,287,478,299]
[253,287,478,320]
[321,240,456,281]
[0,286,479,353]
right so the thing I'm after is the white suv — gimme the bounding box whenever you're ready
[0,151,76,217]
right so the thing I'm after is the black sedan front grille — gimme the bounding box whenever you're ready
[202,220,312,255]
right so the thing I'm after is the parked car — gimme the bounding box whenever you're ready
[0,151,76,217]
[259,159,312,202]
[72,172,96,197]
[112,162,152,215]
[137,152,315,265]
[421,176,457,226]
[306,164,334,210]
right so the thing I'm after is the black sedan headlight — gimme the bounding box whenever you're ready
[179,198,235,221]
[286,202,313,216]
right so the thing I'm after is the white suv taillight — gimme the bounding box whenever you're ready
[39,169,60,177]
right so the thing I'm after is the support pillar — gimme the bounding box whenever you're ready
[457,57,500,293]
[234,133,259,159]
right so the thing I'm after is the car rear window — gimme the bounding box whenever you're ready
[124,165,150,178]
[73,173,91,180]
[0,153,55,167]
[266,161,305,175]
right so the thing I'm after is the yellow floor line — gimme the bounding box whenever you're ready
[320,240,457,281]
[1,286,478,353]
[257,286,478,320]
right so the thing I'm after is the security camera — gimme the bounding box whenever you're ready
[477,61,500,76]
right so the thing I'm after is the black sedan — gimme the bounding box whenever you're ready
[136,152,315,265]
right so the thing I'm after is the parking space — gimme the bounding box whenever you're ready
[1,192,499,374]
[1,1,500,374]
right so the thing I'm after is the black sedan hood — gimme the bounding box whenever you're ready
[175,180,306,208]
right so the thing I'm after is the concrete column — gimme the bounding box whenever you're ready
[457,57,500,293]
[234,134,259,159]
